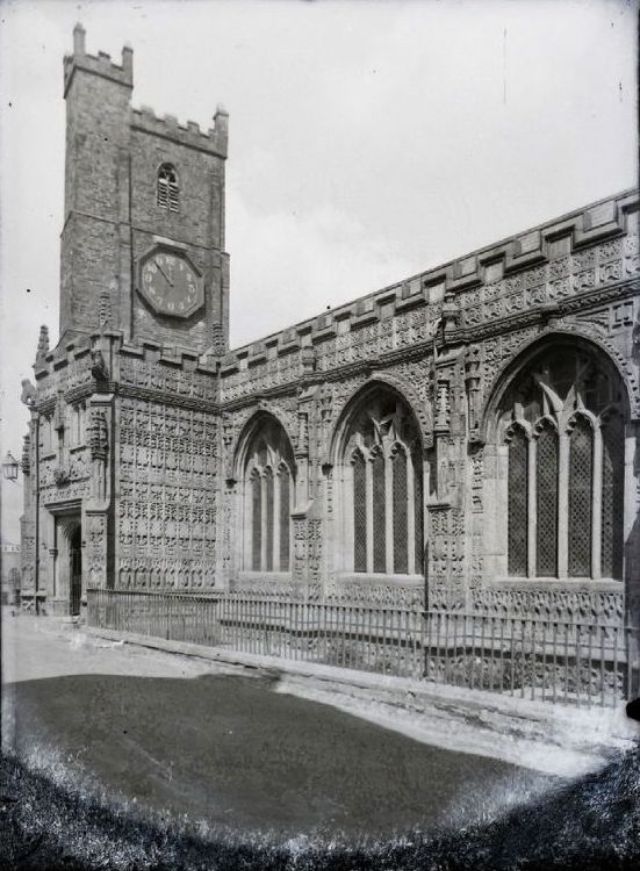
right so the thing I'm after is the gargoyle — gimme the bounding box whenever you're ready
[20,379,37,407]
[91,349,109,382]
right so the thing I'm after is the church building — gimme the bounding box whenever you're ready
[20,28,640,696]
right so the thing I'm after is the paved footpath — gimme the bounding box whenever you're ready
[2,615,562,839]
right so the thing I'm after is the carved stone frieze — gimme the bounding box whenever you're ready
[324,578,425,608]
[117,396,217,590]
[427,505,466,610]
[471,587,625,626]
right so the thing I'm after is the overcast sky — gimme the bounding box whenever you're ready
[0,0,637,541]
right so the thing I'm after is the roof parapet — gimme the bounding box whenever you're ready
[218,189,638,376]
[130,103,228,158]
[64,24,133,97]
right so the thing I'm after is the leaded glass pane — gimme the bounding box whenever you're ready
[536,424,558,576]
[266,469,274,571]
[602,414,624,580]
[373,452,386,572]
[392,449,408,574]
[279,470,290,572]
[508,429,528,576]
[414,451,424,574]
[353,453,367,573]
[568,418,593,577]
[251,474,261,571]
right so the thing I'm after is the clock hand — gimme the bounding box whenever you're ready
[154,258,174,287]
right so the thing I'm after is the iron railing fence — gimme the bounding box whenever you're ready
[86,588,639,708]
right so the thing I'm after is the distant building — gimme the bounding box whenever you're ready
[1,541,21,605]
[21,25,639,657]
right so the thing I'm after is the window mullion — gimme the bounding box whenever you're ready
[527,437,536,578]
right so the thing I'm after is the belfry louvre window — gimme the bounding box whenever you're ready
[341,392,423,576]
[157,164,179,211]
[500,347,626,581]
[243,417,295,573]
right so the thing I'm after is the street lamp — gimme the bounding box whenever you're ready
[2,451,20,482]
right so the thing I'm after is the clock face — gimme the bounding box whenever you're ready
[138,249,204,318]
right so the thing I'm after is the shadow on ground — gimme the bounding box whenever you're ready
[2,671,639,869]
[4,672,552,838]
[2,745,640,870]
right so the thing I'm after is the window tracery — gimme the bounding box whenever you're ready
[243,417,294,573]
[499,347,625,581]
[340,392,423,576]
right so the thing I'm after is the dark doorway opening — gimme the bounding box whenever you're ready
[69,525,82,617]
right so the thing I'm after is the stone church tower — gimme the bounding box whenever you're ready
[21,24,640,667]
[60,23,229,352]
[21,26,228,613]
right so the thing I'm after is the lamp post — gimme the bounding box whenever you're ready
[2,449,23,610]
[2,451,20,482]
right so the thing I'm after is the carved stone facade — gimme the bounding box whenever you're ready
[21,31,640,646]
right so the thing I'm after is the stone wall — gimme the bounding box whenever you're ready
[219,190,640,621]
[116,343,219,590]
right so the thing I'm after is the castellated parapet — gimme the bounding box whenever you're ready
[219,190,640,407]
[63,24,227,156]
[63,23,133,95]
[131,105,228,158]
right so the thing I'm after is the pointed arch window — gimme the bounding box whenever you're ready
[243,417,295,573]
[341,392,423,576]
[157,164,179,212]
[499,347,625,581]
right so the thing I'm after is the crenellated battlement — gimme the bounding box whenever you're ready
[63,23,133,97]
[130,104,228,158]
[218,189,639,401]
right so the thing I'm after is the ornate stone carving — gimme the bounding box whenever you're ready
[91,348,109,382]
[21,434,31,476]
[117,397,218,590]
[471,587,624,626]
[36,325,50,361]
[53,466,70,487]
[428,506,466,610]
[88,410,109,460]
[98,291,112,331]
